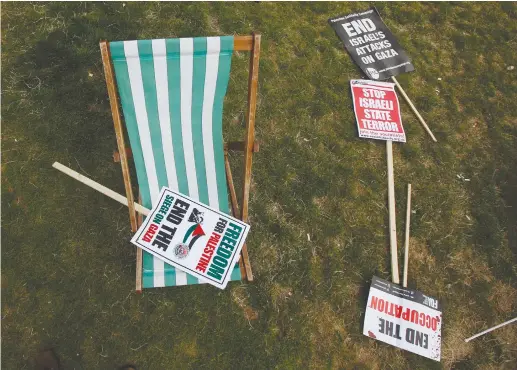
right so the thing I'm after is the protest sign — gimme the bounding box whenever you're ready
[363,276,442,361]
[131,187,250,289]
[351,79,406,143]
[329,8,414,81]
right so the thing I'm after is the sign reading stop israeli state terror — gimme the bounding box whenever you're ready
[350,79,406,142]
[329,8,414,80]
[364,276,442,361]
[131,187,250,289]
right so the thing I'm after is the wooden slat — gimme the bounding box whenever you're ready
[135,194,143,293]
[224,152,241,223]
[240,33,261,282]
[225,150,247,280]
[52,162,151,216]
[234,35,253,51]
[100,41,138,233]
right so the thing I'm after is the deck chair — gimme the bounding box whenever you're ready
[99,34,260,292]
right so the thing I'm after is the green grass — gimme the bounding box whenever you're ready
[2,2,517,369]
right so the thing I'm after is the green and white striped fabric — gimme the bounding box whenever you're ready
[110,36,241,288]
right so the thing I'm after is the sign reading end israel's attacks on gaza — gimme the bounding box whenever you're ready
[131,187,249,289]
[363,276,442,361]
[329,8,415,80]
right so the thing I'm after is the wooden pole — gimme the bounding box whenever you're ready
[386,141,400,284]
[135,193,143,294]
[100,41,139,231]
[224,150,247,281]
[391,76,437,143]
[53,162,151,216]
[403,184,412,288]
[465,317,517,342]
[240,33,261,282]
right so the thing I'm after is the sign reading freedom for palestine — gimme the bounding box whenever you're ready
[131,188,250,289]
[364,276,442,361]
[329,8,415,80]
[351,79,406,142]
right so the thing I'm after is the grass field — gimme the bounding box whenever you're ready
[2,2,517,369]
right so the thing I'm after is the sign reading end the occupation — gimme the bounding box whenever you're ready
[351,79,406,143]
[131,187,250,290]
[363,276,442,361]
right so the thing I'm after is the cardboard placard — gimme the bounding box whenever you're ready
[329,7,414,80]
[131,187,250,289]
[350,79,406,142]
[363,276,442,361]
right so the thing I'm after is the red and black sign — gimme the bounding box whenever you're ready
[350,79,406,143]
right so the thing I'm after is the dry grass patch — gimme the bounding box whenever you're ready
[488,281,517,314]
[231,286,259,322]
[351,330,411,369]
[447,248,494,286]
[174,339,198,359]
[410,237,436,269]
[270,283,293,310]
[301,301,350,369]
[206,14,222,34]
[252,239,281,279]
[493,323,517,364]
[265,201,292,224]
[442,319,476,369]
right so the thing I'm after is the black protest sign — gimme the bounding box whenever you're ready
[329,8,415,80]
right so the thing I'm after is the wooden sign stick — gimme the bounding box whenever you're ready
[52,162,151,216]
[465,317,517,342]
[403,184,412,288]
[391,76,437,143]
[386,141,400,284]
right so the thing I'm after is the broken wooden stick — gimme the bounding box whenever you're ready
[391,76,437,143]
[52,162,150,216]
[465,317,517,342]
[403,183,412,288]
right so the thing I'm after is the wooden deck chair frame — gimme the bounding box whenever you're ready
[99,34,261,292]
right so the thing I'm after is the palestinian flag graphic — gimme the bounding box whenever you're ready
[173,208,206,259]
[183,222,206,250]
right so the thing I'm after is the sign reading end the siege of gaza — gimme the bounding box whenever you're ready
[329,8,415,80]
[351,79,406,142]
[131,188,250,289]
[364,276,442,361]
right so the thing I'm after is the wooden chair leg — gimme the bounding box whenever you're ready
[239,32,261,282]
[100,41,138,233]
[225,151,252,281]
[135,194,143,293]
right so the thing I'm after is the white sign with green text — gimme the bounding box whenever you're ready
[131,187,249,289]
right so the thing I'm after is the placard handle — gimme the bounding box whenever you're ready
[53,162,151,216]
[387,141,400,284]
[403,184,412,288]
[391,76,437,142]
